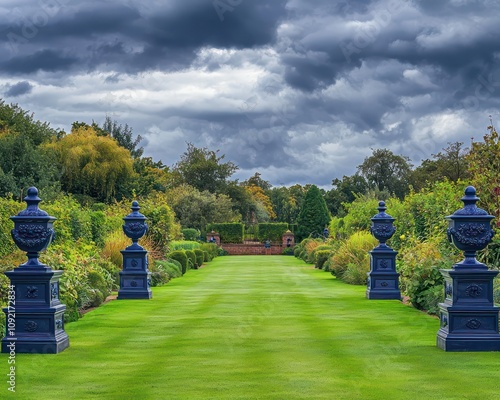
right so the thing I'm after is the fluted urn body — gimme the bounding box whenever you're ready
[370,202,396,247]
[445,186,494,269]
[11,187,56,268]
[122,201,148,250]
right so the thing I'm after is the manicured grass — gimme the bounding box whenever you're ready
[1,256,499,399]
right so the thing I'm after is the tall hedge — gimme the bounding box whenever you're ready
[206,223,244,243]
[296,185,331,241]
[257,223,288,242]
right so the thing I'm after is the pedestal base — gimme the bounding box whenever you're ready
[117,248,152,300]
[1,268,70,354]
[366,246,401,300]
[437,268,500,352]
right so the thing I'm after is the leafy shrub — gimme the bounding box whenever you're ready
[185,250,196,271]
[150,261,183,286]
[90,210,106,246]
[282,247,294,255]
[310,245,333,264]
[170,240,201,251]
[200,242,218,259]
[293,246,302,257]
[399,239,452,314]
[257,223,288,242]
[218,247,228,256]
[194,249,204,268]
[330,231,377,284]
[206,223,244,243]
[314,250,331,269]
[168,250,188,274]
[182,228,200,241]
[202,250,211,262]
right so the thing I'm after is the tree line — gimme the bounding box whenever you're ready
[0,99,481,240]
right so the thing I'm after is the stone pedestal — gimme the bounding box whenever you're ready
[117,201,152,300]
[1,187,69,354]
[436,186,500,351]
[117,248,152,299]
[366,201,401,300]
[2,268,69,353]
[437,267,500,351]
[366,246,401,300]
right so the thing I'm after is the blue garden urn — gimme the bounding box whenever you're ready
[11,187,56,268]
[366,201,400,300]
[118,201,152,299]
[445,186,494,269]
[370,201,396,247]
[2,187,69,354]
[122,201,148,250]
[437,186,500,351]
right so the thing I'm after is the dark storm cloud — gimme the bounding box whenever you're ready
[4,80,33,97]
[0,0,287,75]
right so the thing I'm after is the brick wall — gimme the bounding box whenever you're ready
[221,243,285,255]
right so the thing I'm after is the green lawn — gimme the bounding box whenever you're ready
[2,255,499,399]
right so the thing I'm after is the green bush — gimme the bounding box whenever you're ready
[257,223,288,242]
[151,261,183,286]
[206,223,244,243]
[293,246,302,257]
[185,250,196,270]
[399,239,451,314]
[202,250,211,262]
[282,247,294,255]
[200,242,218,259]
[314,250,331,269]
[330,231,377,284]
[194,249,204,268]
[181,228,200,241]
[170,240,201,251]
[168,250,188,274]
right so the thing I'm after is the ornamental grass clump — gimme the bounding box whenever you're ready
[329,231,377,285]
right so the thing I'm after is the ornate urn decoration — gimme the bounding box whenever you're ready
[445,186,494,269]
[437,185,500,352]
[366,201,400,300]
[118,201,152,299]
[370,201,396,247]
[122,201,148,250]
[11,187,56,268]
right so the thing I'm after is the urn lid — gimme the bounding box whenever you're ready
[11,187,55,220]
[371,201,394,221]
[124,201,146,221]
[447,186,493,219]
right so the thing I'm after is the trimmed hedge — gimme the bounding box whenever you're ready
[206,223,244,243]
[200,242,218,259]
[168,250,188,274]
[181,228,199,241]
[257,223,288,242]
[185,249,196,270]
[193,249,204,268]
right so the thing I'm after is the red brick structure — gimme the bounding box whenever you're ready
[206,231,220,246]
[220,231,295,255]
[221,243,284,255]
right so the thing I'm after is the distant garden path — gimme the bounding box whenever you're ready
[3,256,499,399]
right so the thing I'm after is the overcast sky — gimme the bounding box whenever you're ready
[1,0,500,188]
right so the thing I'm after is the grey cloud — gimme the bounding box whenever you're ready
[4,80,33,97]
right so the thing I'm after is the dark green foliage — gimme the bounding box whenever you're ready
[282,247,294,255]
[69,209,92,242]
[257,223,288,242]
[150,261,183,286]
[193,249,204,268]
[357,148,413,199]
[314,250,331,269]
[206,223,244,243]
[173,143,238,193]
[325,174,369,216]
[296,185,331,241]
[101,116,144,159]
[200,242,218,260]
[293,246,302,257]
[185,250,196,270]
[90,211,106,246]
[202,250,211,262]
[168,250,188,274]
[182,228,199,241]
